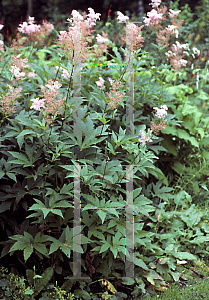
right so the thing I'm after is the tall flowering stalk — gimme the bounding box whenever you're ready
[139,105,168,145]
[9,54,28,82]
[18,16,54,45]
[0,85,22,117]
[57,8,101,62]
[144,1,183,48]
[30,79,66,125]
[14,16,54,49]
[105,78,125,109]
[117,12,145,50]
[166,41,188,72]
[94,31,110,58]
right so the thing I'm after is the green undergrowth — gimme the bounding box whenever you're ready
[143,260,209,299]
[2,260,209,300]
[0,266,78,300]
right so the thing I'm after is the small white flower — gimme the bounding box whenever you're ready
[169,9,181,18]
[28,71,37,78]
[70,10,83,22]
[192,47,200,56]
[96,34,109,43]
[139,130,153,145]
[96,77,105,90]
[153,106,168,119]
[61,69,70,79]
[166,25,177,33]
[117,11,129,23]
[30,97,45,110]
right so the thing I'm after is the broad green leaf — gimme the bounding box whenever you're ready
[146,276,155,285]
[190,236,209,244]
[110,246,118,259]
[177,129,199,147]
[33,243,49,257]
[6,172,17,182]
[60,243,72,258]
[173,252,197,260]
[161,136,177,156]
[33,267,54,295]
[9,241,27,252]
[49,241,62,254]
[24,246,33,262]
[0,169,4,179]
[49,208,64,218]
[121,277,135,285]
[97,210,107,224]
[26,269,34,286]
[99,243,110,253]
[134,258,148,270]
[0,200,13,213]
[24,289,34,295]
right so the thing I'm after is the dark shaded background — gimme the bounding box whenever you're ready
[0,0,202,43]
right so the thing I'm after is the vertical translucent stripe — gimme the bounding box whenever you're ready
[72,23,83,279]
[73,22,82,139]
[73,164,81,278]
[126,22,134,136]
[126,165,134,278]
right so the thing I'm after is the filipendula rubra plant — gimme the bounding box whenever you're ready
[1,1,209,299]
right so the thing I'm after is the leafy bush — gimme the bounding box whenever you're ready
[1,1,209,299]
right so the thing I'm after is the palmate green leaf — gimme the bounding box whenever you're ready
[112,231,123,245]
[42,208,64,219]
[33,118,47,130]
[49,200,72,209]
[9,234,34,262]
[7,151,34,167]
[29,198,65,219]
[23,232,34,243]
[29,200,46,210]
[91,112,110,125]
